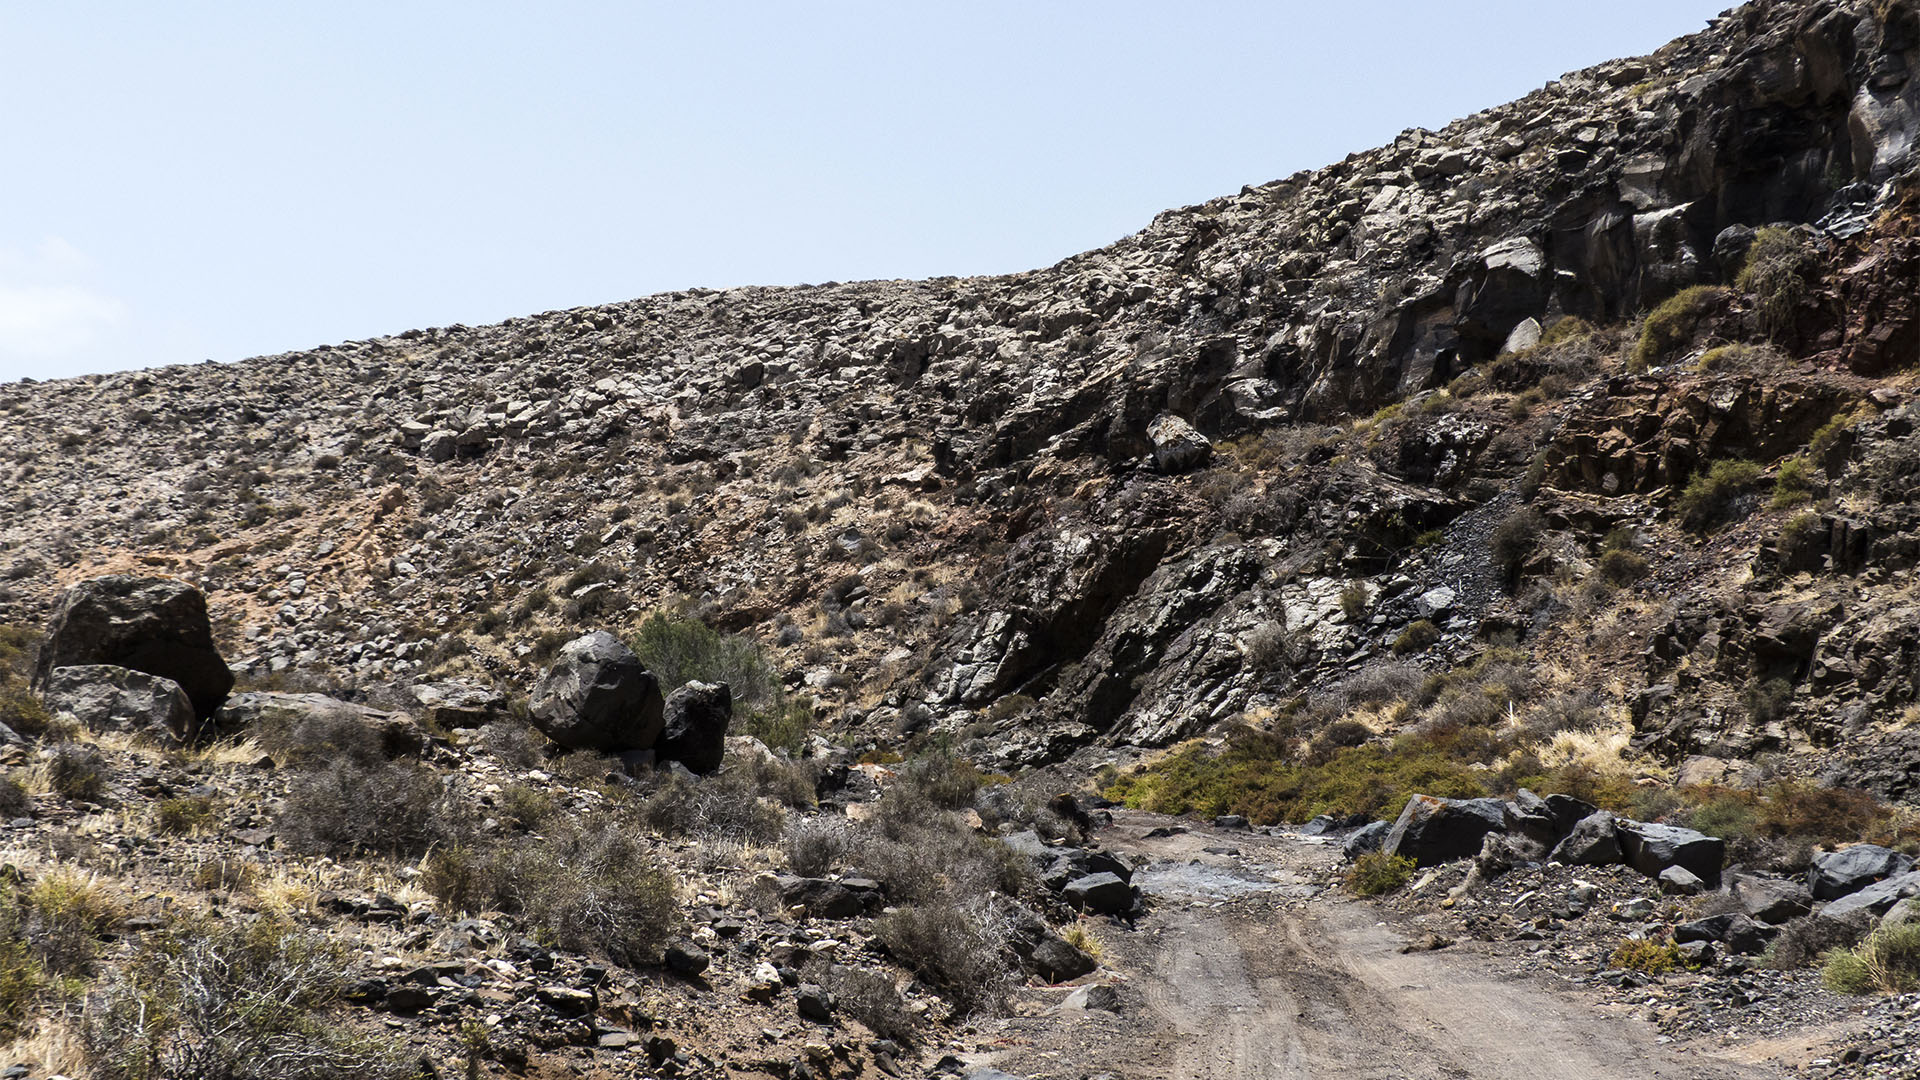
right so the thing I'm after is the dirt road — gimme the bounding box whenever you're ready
[974,813,1795,1080]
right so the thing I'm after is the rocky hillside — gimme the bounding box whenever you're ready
[12,1,1920,1077]
[7,0,1920,780]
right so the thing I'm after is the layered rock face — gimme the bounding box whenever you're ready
[7,1,1920,780]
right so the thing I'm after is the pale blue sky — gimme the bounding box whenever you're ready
[0,2,1726,383]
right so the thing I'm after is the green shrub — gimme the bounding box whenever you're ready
[1345,853,1416,896]
[892,748,985,811]
[1741,678,1795,726]
[0,683,54,739]
[493,783,557,831]
[0,774,29,818]
[1595,549,1651,586]
[1823,923,1920,994]
[1809,405,1866,460]
[0,883,44,1042]
[26,868,122,977]
[1539,316,1596,349]
[1521,451,1550,499]
[1490,508,1546,584]
[630,611,809,750]
[983,694,1036,723]
[82,916,414,1080]
[1685,792,1760,842]
[1771,456,1814,509]
[1737,227,1818,338]
[1105,731,1488,826]
[1695,343,1771,372]
[741,696,813,754]
[1392,620,1441,656]
[0,935,41,1044]
[733,747,820,809]
[1675,459,1763,532]
[1778,510,1825,566]
[1610,937,1684,976]
[0,624,38,675]
[156,795,218,836]
[629,611,779,707]
[1632,286,1729,371]
[1339,583,1371,621]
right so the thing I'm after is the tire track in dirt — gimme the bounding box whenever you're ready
[977,813,1790,1080]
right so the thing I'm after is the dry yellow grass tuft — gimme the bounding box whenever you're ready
[1061,921,1104,961]
[1530,713,1665,782]
[251,865,325,919]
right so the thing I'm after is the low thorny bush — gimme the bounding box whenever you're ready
[814,963,918,1045]
[784,815,854,877]
[279,756,450,858]
[873,900,1016,1019]
[1769,913,1870,972]
[46,743,109,801]
[642,771,786,844]
[423,813,679,967]
[82,915,415,1080]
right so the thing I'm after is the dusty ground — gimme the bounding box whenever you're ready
[970,812,1839,1080]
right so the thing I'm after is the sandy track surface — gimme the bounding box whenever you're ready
[977,813,1787,1080]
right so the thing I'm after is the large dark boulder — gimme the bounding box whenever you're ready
[1809,844,1914,901]
[1551,811,1623,866]
[43,665,196,741]
[655,681,731,774]
[1062,872,1133,914]
[1822,869,1920,922]
[1030,936,1098,983]
[529,632,664,752]
[1675,913,1774,955]
[1730,873,1814,924]
[1343,820,1390,860]
[775,876,875,919]
[1543,793,1600,834]
[1616,820,1725,887]
[32,575,233,722]
[1503,789,1574,849]
[1383,795,1508,868]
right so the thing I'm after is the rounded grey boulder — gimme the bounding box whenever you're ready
[44,665,196,741]
[32,575,234,723]
[528,632,663,751]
